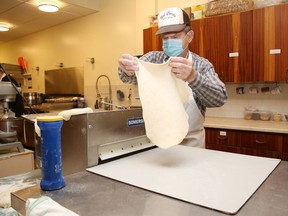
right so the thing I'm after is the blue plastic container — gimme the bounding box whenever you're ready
[37,116,65,191]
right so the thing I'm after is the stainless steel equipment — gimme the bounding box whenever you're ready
[0,82,24,152]
[45,67,84,95]
[23,108,153,175]
[32,67,84,113]
[0,82,19,107]
[23,92,44,106]
[40,96,78,113]
[0,63,23,78]
[0,82,16,119]
[0,118,24,152]
[86,109,153,167]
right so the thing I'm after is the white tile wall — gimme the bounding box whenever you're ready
[206,83,288,119]
[85,84,141,110]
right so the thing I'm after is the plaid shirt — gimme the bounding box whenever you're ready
[118,51,227,116]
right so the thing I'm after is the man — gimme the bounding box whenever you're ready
[118,7,227,148]
[0,68,24,117]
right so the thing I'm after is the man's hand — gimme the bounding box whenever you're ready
[169,57,197,82]
[118,54,139,76]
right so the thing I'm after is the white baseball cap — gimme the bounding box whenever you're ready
[156,7,191,35]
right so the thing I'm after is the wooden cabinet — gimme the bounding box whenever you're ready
[143,26,162,54]
[144,11,254,83]
[198,3,288,82]
[143,3,288,83]
[205,128,285,159]
[189,19,204,57]
[253,3,288,82]
[205,128,239,153]
[282,135,288,160]
[191,11,253,82]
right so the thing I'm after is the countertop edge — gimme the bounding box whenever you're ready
[204,117,288,134]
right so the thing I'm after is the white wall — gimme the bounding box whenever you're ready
[206,83,288,119]
[0,0,287,119]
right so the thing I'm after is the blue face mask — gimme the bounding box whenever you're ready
[162,39,184,57]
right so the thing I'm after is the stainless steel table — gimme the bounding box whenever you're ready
[12,161,288,216]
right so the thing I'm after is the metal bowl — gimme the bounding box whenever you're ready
[0,130,17,143]
[0,117,24,144]
[23,92,37,105]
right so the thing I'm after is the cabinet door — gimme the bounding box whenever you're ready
[205,128,239,153]
[143,26,162,54]
[282,135,288,160]
[201,15,234,82]
[205,128,283,159]
[237,131,283,158]
[253,4,288,82]
[196,11,253,82]
[190,19,204,56]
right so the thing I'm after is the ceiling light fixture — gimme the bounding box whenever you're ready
[38,1,59,13]
[0,24,9,32]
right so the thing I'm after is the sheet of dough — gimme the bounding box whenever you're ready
[136,59,189,149]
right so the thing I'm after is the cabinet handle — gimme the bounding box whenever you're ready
[229,52,239,57]
[217,136,227,140]
[269,49,281,54]
[255,140,267,144]
[286,69,288,82]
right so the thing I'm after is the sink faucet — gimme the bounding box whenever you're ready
[95,75,112,110]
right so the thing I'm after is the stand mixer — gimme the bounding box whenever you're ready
[0,82,24,152]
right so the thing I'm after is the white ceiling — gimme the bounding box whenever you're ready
[0,0,100,44]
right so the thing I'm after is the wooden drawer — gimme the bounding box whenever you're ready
[282,135,288,161]
[282,135,288,152]
[239,148,282,159]
[236,131,283,151]
[205,128,237,146]
[205,128,284,159]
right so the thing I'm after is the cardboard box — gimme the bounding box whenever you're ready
[0,149,34,178]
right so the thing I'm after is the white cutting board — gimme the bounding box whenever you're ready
[87,145,280,214]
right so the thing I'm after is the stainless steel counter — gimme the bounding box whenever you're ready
[11,161,288,216]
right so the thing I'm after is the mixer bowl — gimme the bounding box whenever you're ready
[0,117,24,144]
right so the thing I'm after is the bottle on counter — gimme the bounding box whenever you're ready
[37,116,65,191]
[77,97,86,108]
[273,113,282,122]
